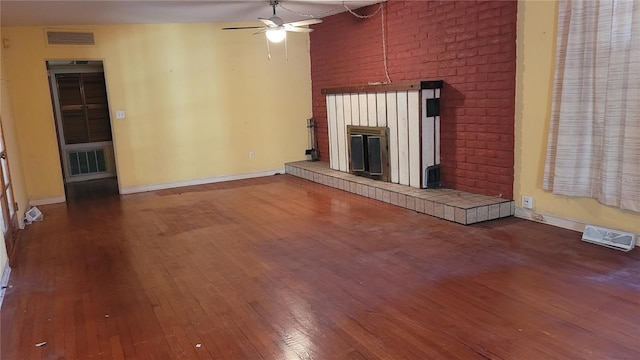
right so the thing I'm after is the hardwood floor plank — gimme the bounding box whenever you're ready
[1,175,639,359]
[109,335,127,360]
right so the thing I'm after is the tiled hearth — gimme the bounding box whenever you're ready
[285,161,514,225]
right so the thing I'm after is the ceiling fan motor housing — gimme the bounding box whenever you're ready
[269,16,284,27]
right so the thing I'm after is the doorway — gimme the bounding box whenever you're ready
[47,60,118,197]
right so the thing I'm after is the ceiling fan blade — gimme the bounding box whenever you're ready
[284,26,313,33]
[286,18,323,27]
[258,18,277,27]
[222,26,266,30]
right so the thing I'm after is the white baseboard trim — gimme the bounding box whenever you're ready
[515,207,640,247]
[119,168,286,195]
[0,262,11,309]
[29,195,66,206]
[514,207,587,233]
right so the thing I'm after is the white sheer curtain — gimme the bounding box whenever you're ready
[544,0,640,213]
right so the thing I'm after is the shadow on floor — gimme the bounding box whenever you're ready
[64,177,119,203]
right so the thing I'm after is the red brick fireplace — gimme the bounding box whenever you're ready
[310,0,517,199]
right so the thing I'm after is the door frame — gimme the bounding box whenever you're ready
[47,60,120,185]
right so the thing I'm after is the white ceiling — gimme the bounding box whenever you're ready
[1,0,382,27]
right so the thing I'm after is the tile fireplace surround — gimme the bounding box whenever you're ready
[285,161,514,225]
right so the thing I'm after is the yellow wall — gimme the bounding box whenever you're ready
[2,13,30,274]
[1,58,29,220]
[515,0,639,234]
[1,23,312,199]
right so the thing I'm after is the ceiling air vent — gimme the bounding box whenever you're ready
[46,31,95,45]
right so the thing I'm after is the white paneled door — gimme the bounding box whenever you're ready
[0,116,18,261]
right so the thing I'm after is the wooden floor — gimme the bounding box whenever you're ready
[1,175,639,359]
[64,177,120,203]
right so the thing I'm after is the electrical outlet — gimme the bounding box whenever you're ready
[522,195,533,210]
[249,151,254,159]
[115,110,125,119]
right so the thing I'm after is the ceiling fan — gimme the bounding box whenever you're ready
[222,0,323,43]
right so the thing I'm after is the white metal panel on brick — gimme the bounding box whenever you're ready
[408,90,420,188]
[325,82,443,189]
[342,94,353,172]
[367,93,377,127]
[386,91,399,183]
[335,95,347,172]
[396,91,410,186]
[376,93,387,127]
[326,94,339,170]
[350,93,359,126]
[358,93,368,126]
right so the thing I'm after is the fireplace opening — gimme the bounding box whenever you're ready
[347,125,389,182]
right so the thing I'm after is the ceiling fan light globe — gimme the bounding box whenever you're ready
[266,29,286,43]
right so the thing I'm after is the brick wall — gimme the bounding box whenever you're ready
[310,0,517,199]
